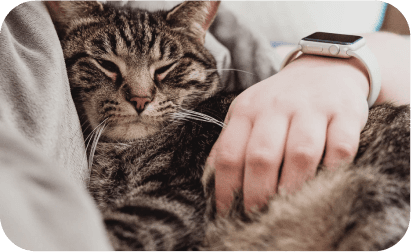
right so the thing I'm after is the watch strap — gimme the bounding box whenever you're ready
[280,45,302,70]
[347,45,381,108]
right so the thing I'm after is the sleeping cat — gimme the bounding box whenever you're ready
[46,1,410,250]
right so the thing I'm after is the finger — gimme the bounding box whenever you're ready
[243,113,288,211]
[278,113,327,194]
[213,115,252,215]
[322,116,362,170]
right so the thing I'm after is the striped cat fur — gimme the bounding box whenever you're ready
[46,1,410,250]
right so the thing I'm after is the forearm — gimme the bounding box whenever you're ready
[278,32,409,106]
[362,32,409,106]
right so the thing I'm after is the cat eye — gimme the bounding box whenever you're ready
[154,62,176,81]
[96,59,119,73]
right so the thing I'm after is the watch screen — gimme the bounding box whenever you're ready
[302,32,363,45]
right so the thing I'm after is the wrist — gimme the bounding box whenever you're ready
[281,54,370,101]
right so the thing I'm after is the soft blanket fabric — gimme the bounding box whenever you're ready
[0,1,111,250]
[0,1,391,250]
[0,1,88,185]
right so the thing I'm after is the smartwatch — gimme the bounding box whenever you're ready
[280,32,381,108]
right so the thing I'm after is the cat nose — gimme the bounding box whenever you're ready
[130,96,151,114]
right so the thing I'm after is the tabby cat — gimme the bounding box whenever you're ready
[46,1,410,250]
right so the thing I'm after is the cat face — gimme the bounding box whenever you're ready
[47,1,220,140]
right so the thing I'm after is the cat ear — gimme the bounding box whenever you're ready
[166,1,220,44]
[45,1,104,38]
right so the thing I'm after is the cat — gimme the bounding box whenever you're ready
[46,1,410,250]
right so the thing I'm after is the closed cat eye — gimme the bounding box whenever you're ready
[96,59,119,73]
[154,62,176,79]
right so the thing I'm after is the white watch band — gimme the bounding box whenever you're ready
[280,44,381,108]
[347,45,381,108]
[280,45,302,71]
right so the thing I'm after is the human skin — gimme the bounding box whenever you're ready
[207,32,410,214]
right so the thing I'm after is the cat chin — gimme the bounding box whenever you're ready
[103,123,161,141]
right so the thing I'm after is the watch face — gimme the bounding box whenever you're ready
[302,32,363,45]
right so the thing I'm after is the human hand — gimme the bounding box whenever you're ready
[206,54,371,214]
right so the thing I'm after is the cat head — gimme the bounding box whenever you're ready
[46,1,221,141]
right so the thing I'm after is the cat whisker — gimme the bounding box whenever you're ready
[88,122,107,171]
[173,108,226,128]
[84,118,109,144]
[205,68,256,76]
[195,107,225,122]
[83,118,109,177]
[171,116,206,129]
[116,142,132,147]
[180,108,226,125]
[83,128,97,167]
[80,116,89,129]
